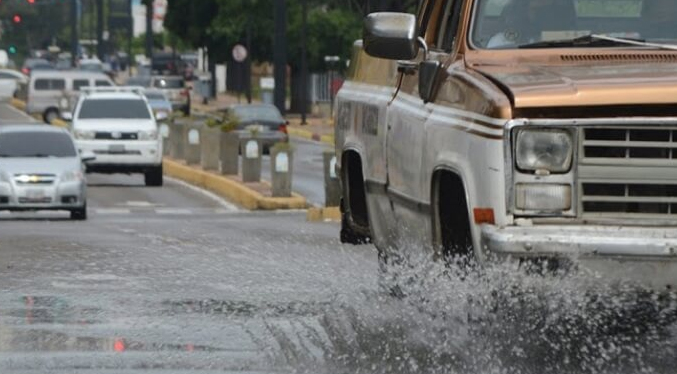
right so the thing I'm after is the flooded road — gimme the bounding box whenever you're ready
[1,187,676,374]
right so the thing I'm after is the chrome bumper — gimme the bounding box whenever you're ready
[481,224,677,289]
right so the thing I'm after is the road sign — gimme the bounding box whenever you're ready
[232,44,248,63]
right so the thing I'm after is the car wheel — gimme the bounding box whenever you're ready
[43,108,59,124]
[144,166,163,187]
[70,204,87,220]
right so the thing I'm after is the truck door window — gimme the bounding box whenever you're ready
[436,0,465,51]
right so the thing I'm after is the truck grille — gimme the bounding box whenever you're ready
[580,126,677,217]
[95,132,138,140]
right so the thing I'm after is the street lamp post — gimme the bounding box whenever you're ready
[324,55,339,120]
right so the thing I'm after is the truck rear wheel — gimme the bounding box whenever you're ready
[144,166,163,187]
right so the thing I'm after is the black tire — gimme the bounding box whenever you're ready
[340,207,370,245]
[70,204,87,220]
[144,166,163,187]
[43,108,59,124]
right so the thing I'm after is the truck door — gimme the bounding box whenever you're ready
[385,0,464,242]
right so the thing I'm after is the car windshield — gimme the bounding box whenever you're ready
[80,63,103,72]
[78,99,152,119]
[232,106,283,123]
[0,132,76,158]
[472,0,677,49]
[154,78,184,89]
[144,92,167,101]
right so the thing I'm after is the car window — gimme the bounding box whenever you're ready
[95,80,112,87]
[144,92,167,101]
[153,78,184,89]
[232,106,284,124]
[77,99,152,119]
[0,132,76,158]
[73,79,90,91]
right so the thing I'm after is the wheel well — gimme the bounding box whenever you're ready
[433,170,473,261]
[342,151,369,228]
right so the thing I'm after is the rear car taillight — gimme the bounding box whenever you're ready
[278,123,288,134]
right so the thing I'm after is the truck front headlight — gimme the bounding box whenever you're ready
[515,184,571,212]
[74,130,95,140]
[138,130,158,140]
[515,129,573,173]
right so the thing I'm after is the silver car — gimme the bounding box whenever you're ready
[0,125,92,220]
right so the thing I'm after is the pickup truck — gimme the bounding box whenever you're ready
[335,0,677,290]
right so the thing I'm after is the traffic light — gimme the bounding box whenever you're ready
[12,14,22,24]
[8,46,17,54]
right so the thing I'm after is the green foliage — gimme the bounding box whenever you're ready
[205,112,240,133]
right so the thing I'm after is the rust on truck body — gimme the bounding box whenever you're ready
[336,0,677,290]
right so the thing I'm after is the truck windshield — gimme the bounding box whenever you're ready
[472,0,676,49]
[78,99,152,119]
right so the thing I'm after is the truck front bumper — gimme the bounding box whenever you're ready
[481,225,677,290]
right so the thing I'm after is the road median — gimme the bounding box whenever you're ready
[163,157,307,210]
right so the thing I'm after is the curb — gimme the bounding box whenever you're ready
[50,118,69,128]
[306,206,340,222]
[10,98,26,111]
[163,158,307,210]
[287,127,334,146]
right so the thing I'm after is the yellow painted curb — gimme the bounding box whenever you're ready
[163,158,307,210]
[50,119,69,128]
[320,134,335,145]
[286,127,314,141]
[10,98,26,111]
[306,206,341,222]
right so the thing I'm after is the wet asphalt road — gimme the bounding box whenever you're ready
[2,103,677,373]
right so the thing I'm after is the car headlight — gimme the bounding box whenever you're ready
[515,129,573,173]
[61,170,83,182]
[74,130,95,140]
[138,130,158,140]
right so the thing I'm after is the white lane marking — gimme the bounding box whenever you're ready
[164,176,240,211]
[121,201,158,207]
[94,208,132,214]
[155,208,192,215]
[4,104,37,122]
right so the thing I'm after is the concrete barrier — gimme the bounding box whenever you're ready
[163,157,307,210]
[270,144,294,198]
[241,137,262,183]
[323,150,340,207]
[184,121,203,165]
[219,131,240,175]
[200,126,220,171]
[169,119,186,160]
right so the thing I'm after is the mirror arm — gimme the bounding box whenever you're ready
[417,37,429,61]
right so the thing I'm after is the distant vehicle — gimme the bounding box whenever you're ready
[136,62,152,77]
[125,75,152,88]
[219,103,289,154]
[0,69,28,99]
[78,59,104,73]
[55,58,72,70]
[0,125,92,220]
[21,58,53,76]
[66,87,164,186]
[143,89,173,119]
[149,75,190,115]
[26,70,114,123]
[101,62,116,81]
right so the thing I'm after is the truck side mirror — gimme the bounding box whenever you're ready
[419,60,441,103]
[363,12,419,61]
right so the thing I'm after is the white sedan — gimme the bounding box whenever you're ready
[0,69,28,100]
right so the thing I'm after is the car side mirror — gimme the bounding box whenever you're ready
[81,152,96,163]
[61,112,73,121]
[363,12,419,60]
[419,60,441,103]
[155,111,168,121]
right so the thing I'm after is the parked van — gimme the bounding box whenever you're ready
[26,71,114,123]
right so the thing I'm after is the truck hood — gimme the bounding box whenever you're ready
[472,63,677,108]
[74,119,156,132]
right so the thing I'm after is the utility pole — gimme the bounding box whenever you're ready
[71,0,79,67]
[143,0,153,63]
[300,0,308,124]
[96,0,104,60]
[127,0,133,70]
[273,0,287,115]
[245,11,252,104]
